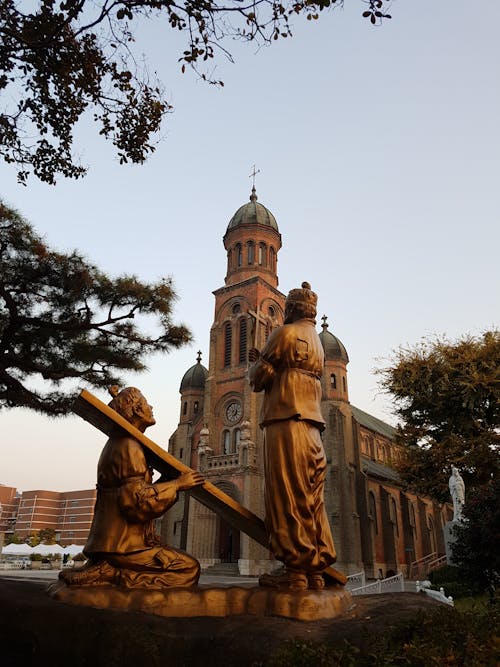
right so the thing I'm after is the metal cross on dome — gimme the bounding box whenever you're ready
[249,165,260,188]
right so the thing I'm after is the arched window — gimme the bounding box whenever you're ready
[390,497,399,536]
[268,305,275,317]
[239,317,247,364]
[342,376,347,393]
[227,249,232,272]
[236,244,242,267]
[258,243,267,266]
[330,373,337,389]
[409,503,417,537]
[247,241,255,264]
[234,429,241,451]
[428,515,436,553]
[369,491,378,534]
[193,401,199,414]
[232,302,241,315]
[269,247,276,272]
[224,322,232,367]
[222,430,231,455]
[183,401,187,415]
[368,436,375,459]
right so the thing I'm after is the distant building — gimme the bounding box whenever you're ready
[0,484,95,545]
[162,187,453,577]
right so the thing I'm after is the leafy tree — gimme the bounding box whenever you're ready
[451,475,500,601]
[27,531,41,547]
[0,201,191,415]
[0,0,391,184]
[38,528,56,544]
[378,332,500,502]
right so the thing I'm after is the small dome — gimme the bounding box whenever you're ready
[319,317,349,363]
[227,187,279,232]
[180,352,208,392]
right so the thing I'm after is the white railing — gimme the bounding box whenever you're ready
[0,560,27,569]
[409,552,438,579]
[350,572,405,596]
[345,571,366,589]
[416,581,454,607]
[427,555,448,574]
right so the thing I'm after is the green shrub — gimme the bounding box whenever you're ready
[431,581,476,600]
[261,603,500,666]
[368,605,500,666]
[428,564,461,586]
[429,564,479,599]
[262,639,359,667]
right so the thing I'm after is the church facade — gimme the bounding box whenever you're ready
[162,188,451,578]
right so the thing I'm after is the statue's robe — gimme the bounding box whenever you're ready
[249,317,336,573]
[84,433,199,588]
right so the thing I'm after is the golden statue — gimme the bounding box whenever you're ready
[60,386,204,589]
[248,282,336,592]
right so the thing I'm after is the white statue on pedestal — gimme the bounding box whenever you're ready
[449,466,465,522]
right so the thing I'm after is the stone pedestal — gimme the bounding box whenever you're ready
[443,520,461,565]
[48,581,353,622]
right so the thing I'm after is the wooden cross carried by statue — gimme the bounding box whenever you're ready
[73,389,346,586]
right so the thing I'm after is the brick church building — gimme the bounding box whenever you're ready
[162,187,451,578]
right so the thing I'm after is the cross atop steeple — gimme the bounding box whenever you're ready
[196,350,202,363]
[249,164,260,188]
[321,314,329,330]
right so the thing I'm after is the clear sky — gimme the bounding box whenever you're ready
[1,1,499,492]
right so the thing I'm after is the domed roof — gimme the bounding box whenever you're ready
[227,187,279,232]
[319,316,349,363]
[180,352,208,392]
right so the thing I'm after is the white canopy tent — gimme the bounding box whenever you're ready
[1,543,33,555]
[61,544,85,556]
[31,543,65,556]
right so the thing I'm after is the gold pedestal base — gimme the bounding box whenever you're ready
[48,581,353,622]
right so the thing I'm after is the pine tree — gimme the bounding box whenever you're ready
[0,202,191,415]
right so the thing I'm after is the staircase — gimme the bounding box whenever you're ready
[409,552,447,579]
[203,562,240,577]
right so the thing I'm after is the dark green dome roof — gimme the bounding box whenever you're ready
[319,318,349,363]
[227,187,279,232]
[180,354,208,392]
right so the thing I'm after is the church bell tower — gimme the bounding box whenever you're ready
[186,186,286,575]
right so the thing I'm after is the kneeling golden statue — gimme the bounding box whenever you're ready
[60,386,203,590]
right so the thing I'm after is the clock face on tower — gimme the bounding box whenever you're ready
[225,401,242,424]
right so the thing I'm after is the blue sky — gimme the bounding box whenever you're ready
[1,1,499,491]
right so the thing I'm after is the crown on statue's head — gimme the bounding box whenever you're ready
[285,281,318,309]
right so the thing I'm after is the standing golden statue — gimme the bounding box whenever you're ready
[248,282,336,591]
[60,386,204,589]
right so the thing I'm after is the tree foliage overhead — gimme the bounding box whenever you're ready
[0,201,191,415]
[378,332,500,502]
[0,0,391,184]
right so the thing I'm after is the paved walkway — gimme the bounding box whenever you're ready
[0,567,259,587]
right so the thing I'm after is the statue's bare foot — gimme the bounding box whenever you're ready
[258,568,308,591]
[59,560,119,587]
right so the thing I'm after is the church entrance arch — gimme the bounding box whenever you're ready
[218,519,240,563]
[214,481,241,563]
